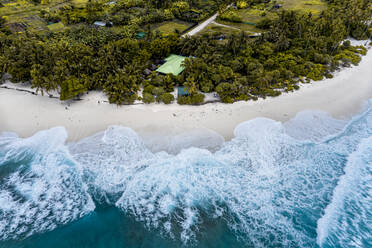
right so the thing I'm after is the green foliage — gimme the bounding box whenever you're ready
[152,86,165,99]
[0,0,369,106]
[334,49,362,66]
[177,93,205,105]
[216,82,239,103]
[218,10,242,23]
[237,1,248,9]
[190,93,205,105]
[143,84,155,94]
[0,17,10,34]
[0,17,5,28]
[177,95,189,105]
[306,64,325,81]
[60,76,88,100]
[142,92,155,103]
[159,92,174,104]
[104,70,140,104]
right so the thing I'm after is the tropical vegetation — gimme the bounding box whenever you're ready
[0,0,371,105]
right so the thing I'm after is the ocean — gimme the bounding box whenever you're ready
[0,100,371,248]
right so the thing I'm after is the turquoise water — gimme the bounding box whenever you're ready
[0,100,371,248]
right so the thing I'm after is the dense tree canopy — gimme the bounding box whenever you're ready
[0,0,370,104]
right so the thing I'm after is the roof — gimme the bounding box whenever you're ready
[136,32,146,39]
[94,21,107,27]
[177,86,189,96]
[156,55,186,76]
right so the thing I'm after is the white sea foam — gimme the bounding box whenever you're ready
[68,126,155,203]
[113,116,356,246]
[316,137,372,247]
[139,127,225,154]
[0,104,371,245]
[284,111,348,142]
[0,128,95,240]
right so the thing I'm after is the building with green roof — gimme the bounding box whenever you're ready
[136,32,146,39]
[156,54,186,76]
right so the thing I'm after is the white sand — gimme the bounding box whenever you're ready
[1,46,371,147]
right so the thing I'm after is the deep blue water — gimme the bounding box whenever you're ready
[0,100,371,248]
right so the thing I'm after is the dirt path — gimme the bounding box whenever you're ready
[211,21,240,30]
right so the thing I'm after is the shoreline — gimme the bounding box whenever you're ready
[1,45,371,147]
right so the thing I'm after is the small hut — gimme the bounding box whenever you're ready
[177,86,189,97]
[136,32,146,39]
[93,21,113,27]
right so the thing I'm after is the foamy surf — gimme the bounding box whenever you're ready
[316,137,372,247]
[0,100,371,247]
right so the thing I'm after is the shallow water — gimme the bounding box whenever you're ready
[0,100,371,248]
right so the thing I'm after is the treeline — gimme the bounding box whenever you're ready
[0,0,371,104]
[0,27,180,104]
[39,0,233,27]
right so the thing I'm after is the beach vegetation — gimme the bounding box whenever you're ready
[0,0,370,105]
[177,93,205,105]
[142,92,155,103]
[237,1,248,9]
[159,92,175,104]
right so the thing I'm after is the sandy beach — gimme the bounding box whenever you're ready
[1,44,371,149]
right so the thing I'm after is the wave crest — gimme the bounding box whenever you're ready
[0,102,371,246]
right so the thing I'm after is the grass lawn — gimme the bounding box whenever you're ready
[279,0,327,15]
[47,21,64,31]
[236,8,278,24]
[0,0,88,32]
[215,5,278,33]
[152,20,193,35]
[215,20,262,33]
[198,23,241,36]
[215,0,327,34]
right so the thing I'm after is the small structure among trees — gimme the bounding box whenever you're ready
[156,54,186,76]
[136,32,146,39]
[177,86,189,97]
[93,21,112,27]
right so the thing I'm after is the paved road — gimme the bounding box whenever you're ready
[182,5,232,37]
[182,13,219,37]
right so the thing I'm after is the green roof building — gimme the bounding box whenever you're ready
[136,32,146,39]
[156,54,186,76]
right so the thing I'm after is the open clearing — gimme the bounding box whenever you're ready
[152,20,194,35]
[198,22,241,36]
[213,0,327,34]
[209,20,261,34]
[236,8,277,24]
[0,0,88,32]
[280,0,327,15]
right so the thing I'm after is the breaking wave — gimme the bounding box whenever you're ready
[0,100,371,247]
